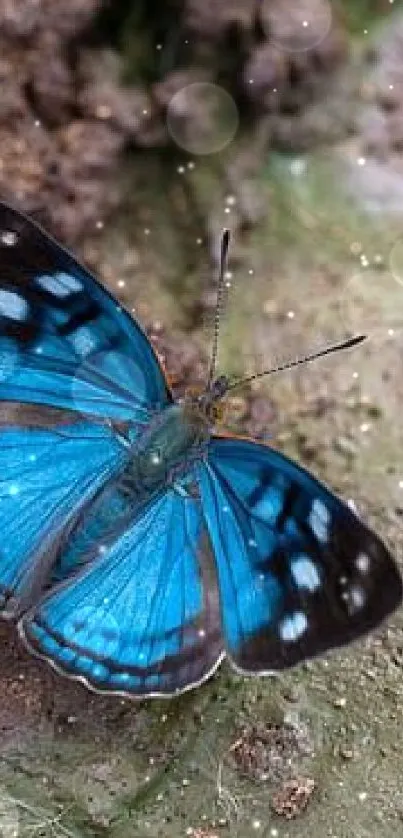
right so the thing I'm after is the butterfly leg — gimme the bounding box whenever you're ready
[172,479,200,499]
[168,458,202,499]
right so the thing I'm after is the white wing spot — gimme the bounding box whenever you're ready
[309,498,330,543]
[0,289,28,320]
[347,585,366,613]
[36,271,82,298]
[0,230,18,246]
[356,553,370,574]
[291,555,321,592]
[56,271,83,292]
[71,326,97,355]
[279,611,308,643]
[8,483,20,496]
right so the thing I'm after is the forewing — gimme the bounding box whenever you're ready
[20,487,223,697]
[0,202,171,420]
[197,436,402,672]
[0,404,127,618]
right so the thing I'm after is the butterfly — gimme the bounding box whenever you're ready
[0,203,400,698]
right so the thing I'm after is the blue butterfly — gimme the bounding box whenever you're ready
[0,203,400,698]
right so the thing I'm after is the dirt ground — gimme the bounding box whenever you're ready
[2,12,403,838]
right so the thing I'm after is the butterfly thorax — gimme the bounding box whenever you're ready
[130,400,212,494]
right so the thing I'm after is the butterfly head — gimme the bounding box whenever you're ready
[182,375,229,430]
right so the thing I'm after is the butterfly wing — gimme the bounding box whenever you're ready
[0,404,128,619]
[20,486,223,696]
[197,436,402,672]
[0,202,171,421]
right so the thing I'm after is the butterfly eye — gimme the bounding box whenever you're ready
[210,403,225,424]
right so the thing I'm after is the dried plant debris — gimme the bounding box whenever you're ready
[230,720,314,784]
[0,0,351,247]
[271,775,316,819]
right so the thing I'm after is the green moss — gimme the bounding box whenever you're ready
[336,0,395,35]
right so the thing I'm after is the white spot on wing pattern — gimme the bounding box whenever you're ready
[36,271,83,298]
[291,554,321,592]
[347,584,366,613]
[279,610,308,642]
[355,553,370,574]
[308,498,330,543]
[0,230,18,246]
[70,326,97,356]
[0,289,29,321]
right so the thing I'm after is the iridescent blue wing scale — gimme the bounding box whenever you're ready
[197,437,402,673]
[20,488,223,696]
[0,201,171,625]
[0,202,171,421]
[0,404,128,618]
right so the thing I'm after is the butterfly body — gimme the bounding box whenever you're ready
[129,398,212,495]
[0,201,400,698]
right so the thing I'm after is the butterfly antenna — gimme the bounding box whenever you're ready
[206,229,231,391]
[226,333,367,392]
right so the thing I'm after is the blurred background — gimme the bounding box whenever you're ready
[1,1,403,836]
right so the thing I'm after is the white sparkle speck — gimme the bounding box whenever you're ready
[0,230,18,247]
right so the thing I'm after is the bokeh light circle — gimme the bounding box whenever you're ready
[71,349,147,419]
[0,789,19,838]
[389,238,403,286]
[166,82,239,155]
[261,0,332,53]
